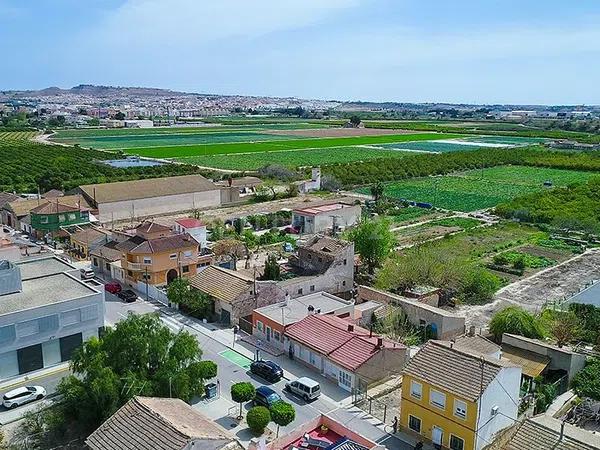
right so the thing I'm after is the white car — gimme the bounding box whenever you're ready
[2,386,46,409]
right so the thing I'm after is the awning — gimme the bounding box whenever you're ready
[501,344,550,378]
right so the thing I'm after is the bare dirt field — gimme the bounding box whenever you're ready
[264,128,417,138]
[458,249,600,328]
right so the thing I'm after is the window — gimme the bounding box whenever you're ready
[127,270,133,276]
[68,213,76,221]
[0,325,16,345]
[58,214,66,222]
[80,305,99,322]
[297,288,303,295]
[92,258,99,267]
[339,370,352,388]
[182,265,190,273]
[310,285,315,292]
[308,254,312,260]
[105,262,110,271]
[342,280,346,286]
[318,257,323,263]
[454,399,467,419]
[170,253,177,260]
[309,352,317,366]
[16,320,39,338]
[408,415,421,433]
[410,381,422,400]
[142,273,151,280]
[430,390,446,409]
[143,257,152,265]
[183,250,193,258]
[257,321,264,332]
[38,315,59,333]
[450,435,464,450]
[274,331,281,341]
[40,216,48,224]
[61,309,81,327]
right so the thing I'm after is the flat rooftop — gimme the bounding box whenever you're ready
[568,281,600,307]
[254,292,352,326]
[16,256,76,281]
[293,202,356,216]
[0,272,98,316]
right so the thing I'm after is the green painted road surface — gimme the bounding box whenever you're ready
[219,349,253,369]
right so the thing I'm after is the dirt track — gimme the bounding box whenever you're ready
[458,249,600,328]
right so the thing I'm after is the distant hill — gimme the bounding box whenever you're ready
[7,84,199,98]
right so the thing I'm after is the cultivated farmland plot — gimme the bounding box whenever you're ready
[363,165,599,212]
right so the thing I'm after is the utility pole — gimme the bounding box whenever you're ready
[475,356,485,450]
[145,266,149,301]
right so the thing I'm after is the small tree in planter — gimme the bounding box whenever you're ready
[247,406,271,435]
[270,401,295,437]
[231,382,255,419]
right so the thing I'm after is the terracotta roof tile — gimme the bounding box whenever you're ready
[190,266,253,303]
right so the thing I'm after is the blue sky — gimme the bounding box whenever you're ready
[1,0,600,104]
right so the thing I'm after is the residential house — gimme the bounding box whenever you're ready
[281,235,355,299]
[215,176,262,196]
[501,333,587,392]
[0,192,21,211]
[285,314,407,391]
[190,265,283,327]
[252,291,354,349]
[29,201,90,239]
[400,341,521,450]
[1,195,91,232]
[0,256,104,380]
[173,218,207,248]
[501,414,600,450]
[41,189,64,199]
[451,330,501,359]
[116,224,200,287]
[262,413,379,450]
[357,286,465,340]
[90,241,123,280]
[86,396,243,450]
[292,201,361,234]
[68,226,112,260]
[78,174,238,223]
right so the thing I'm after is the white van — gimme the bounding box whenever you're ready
[80,268,95,280]
[285,377,321,401]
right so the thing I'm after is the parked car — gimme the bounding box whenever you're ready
[80,268,95,280]
[250,360,283,382]
[284,226,300,234]
[105,282,122,295]
[117,289,138,303]
[285,377,321,401]
[254,386,282,408]
[2,386,46,409]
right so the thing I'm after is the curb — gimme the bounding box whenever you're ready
[0,365,70,392]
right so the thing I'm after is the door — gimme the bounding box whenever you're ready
[266,327,271,342]
[60,333,83,362]
[17,344,43,375]
[220,309,231,325]
[166,269,178,284]
[432,426,444,448]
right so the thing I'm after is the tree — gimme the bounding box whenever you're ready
[549,311,579,347]
[167,277,188,304]
[270,401,295,437]
[246,406,271,435]
[114,111,126,120]
[233,217,246,235]
[370,182,385,203]
[489,306,545,341]
[231,382,256,419]
[261,253,281,281]
[320,175,341,192]
[167,278,213,319]
[348,218,395,274]
[572,358,600,401]
[56,314,214,433]
[213,239,247,269]
[349,115,361,127]
[457,268,501,305]
[286,183,298,198]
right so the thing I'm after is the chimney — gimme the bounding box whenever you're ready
[376,337,383,348]
[347,324,354,332]
[468,326,476,337]
[307,305,315,314]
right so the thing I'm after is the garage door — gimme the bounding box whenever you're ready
[17,344,43,375]
[220,309,231,325]
[60,333,83,362]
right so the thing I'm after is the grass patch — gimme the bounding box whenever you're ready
[428,217,482,229]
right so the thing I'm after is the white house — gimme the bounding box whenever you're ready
[173,218,207,249]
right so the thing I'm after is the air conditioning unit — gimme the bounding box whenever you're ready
[491,406,499,416]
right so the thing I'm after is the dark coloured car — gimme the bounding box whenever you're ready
[117,289,138,303]
[254,386,282,408]
[250,360,284,382]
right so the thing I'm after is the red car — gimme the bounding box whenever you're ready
[105,282,122,295]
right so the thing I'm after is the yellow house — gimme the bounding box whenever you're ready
[400,341,521,450]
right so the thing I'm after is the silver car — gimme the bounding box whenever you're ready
[2,386,46,409]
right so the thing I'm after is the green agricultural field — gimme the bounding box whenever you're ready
[362,165,598,212]
[0,131,38,141]
[123,132,461,158]
[51,122,330,139]
[175,146,413,170]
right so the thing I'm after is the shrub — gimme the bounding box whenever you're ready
[489,306,545,341]
[246,406,271,435]
[270,401,296,436]
[572,358,600,401]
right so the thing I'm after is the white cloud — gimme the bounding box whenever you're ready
[94,0,361,45]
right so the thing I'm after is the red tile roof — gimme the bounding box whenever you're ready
[285,314,405,372]
[175,218,205,229]
[30,202,83,214]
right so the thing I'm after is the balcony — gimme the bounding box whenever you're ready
[125,262,148,272]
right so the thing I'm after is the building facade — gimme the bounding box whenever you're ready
[292,201,361,235]
[0,257,104,380]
